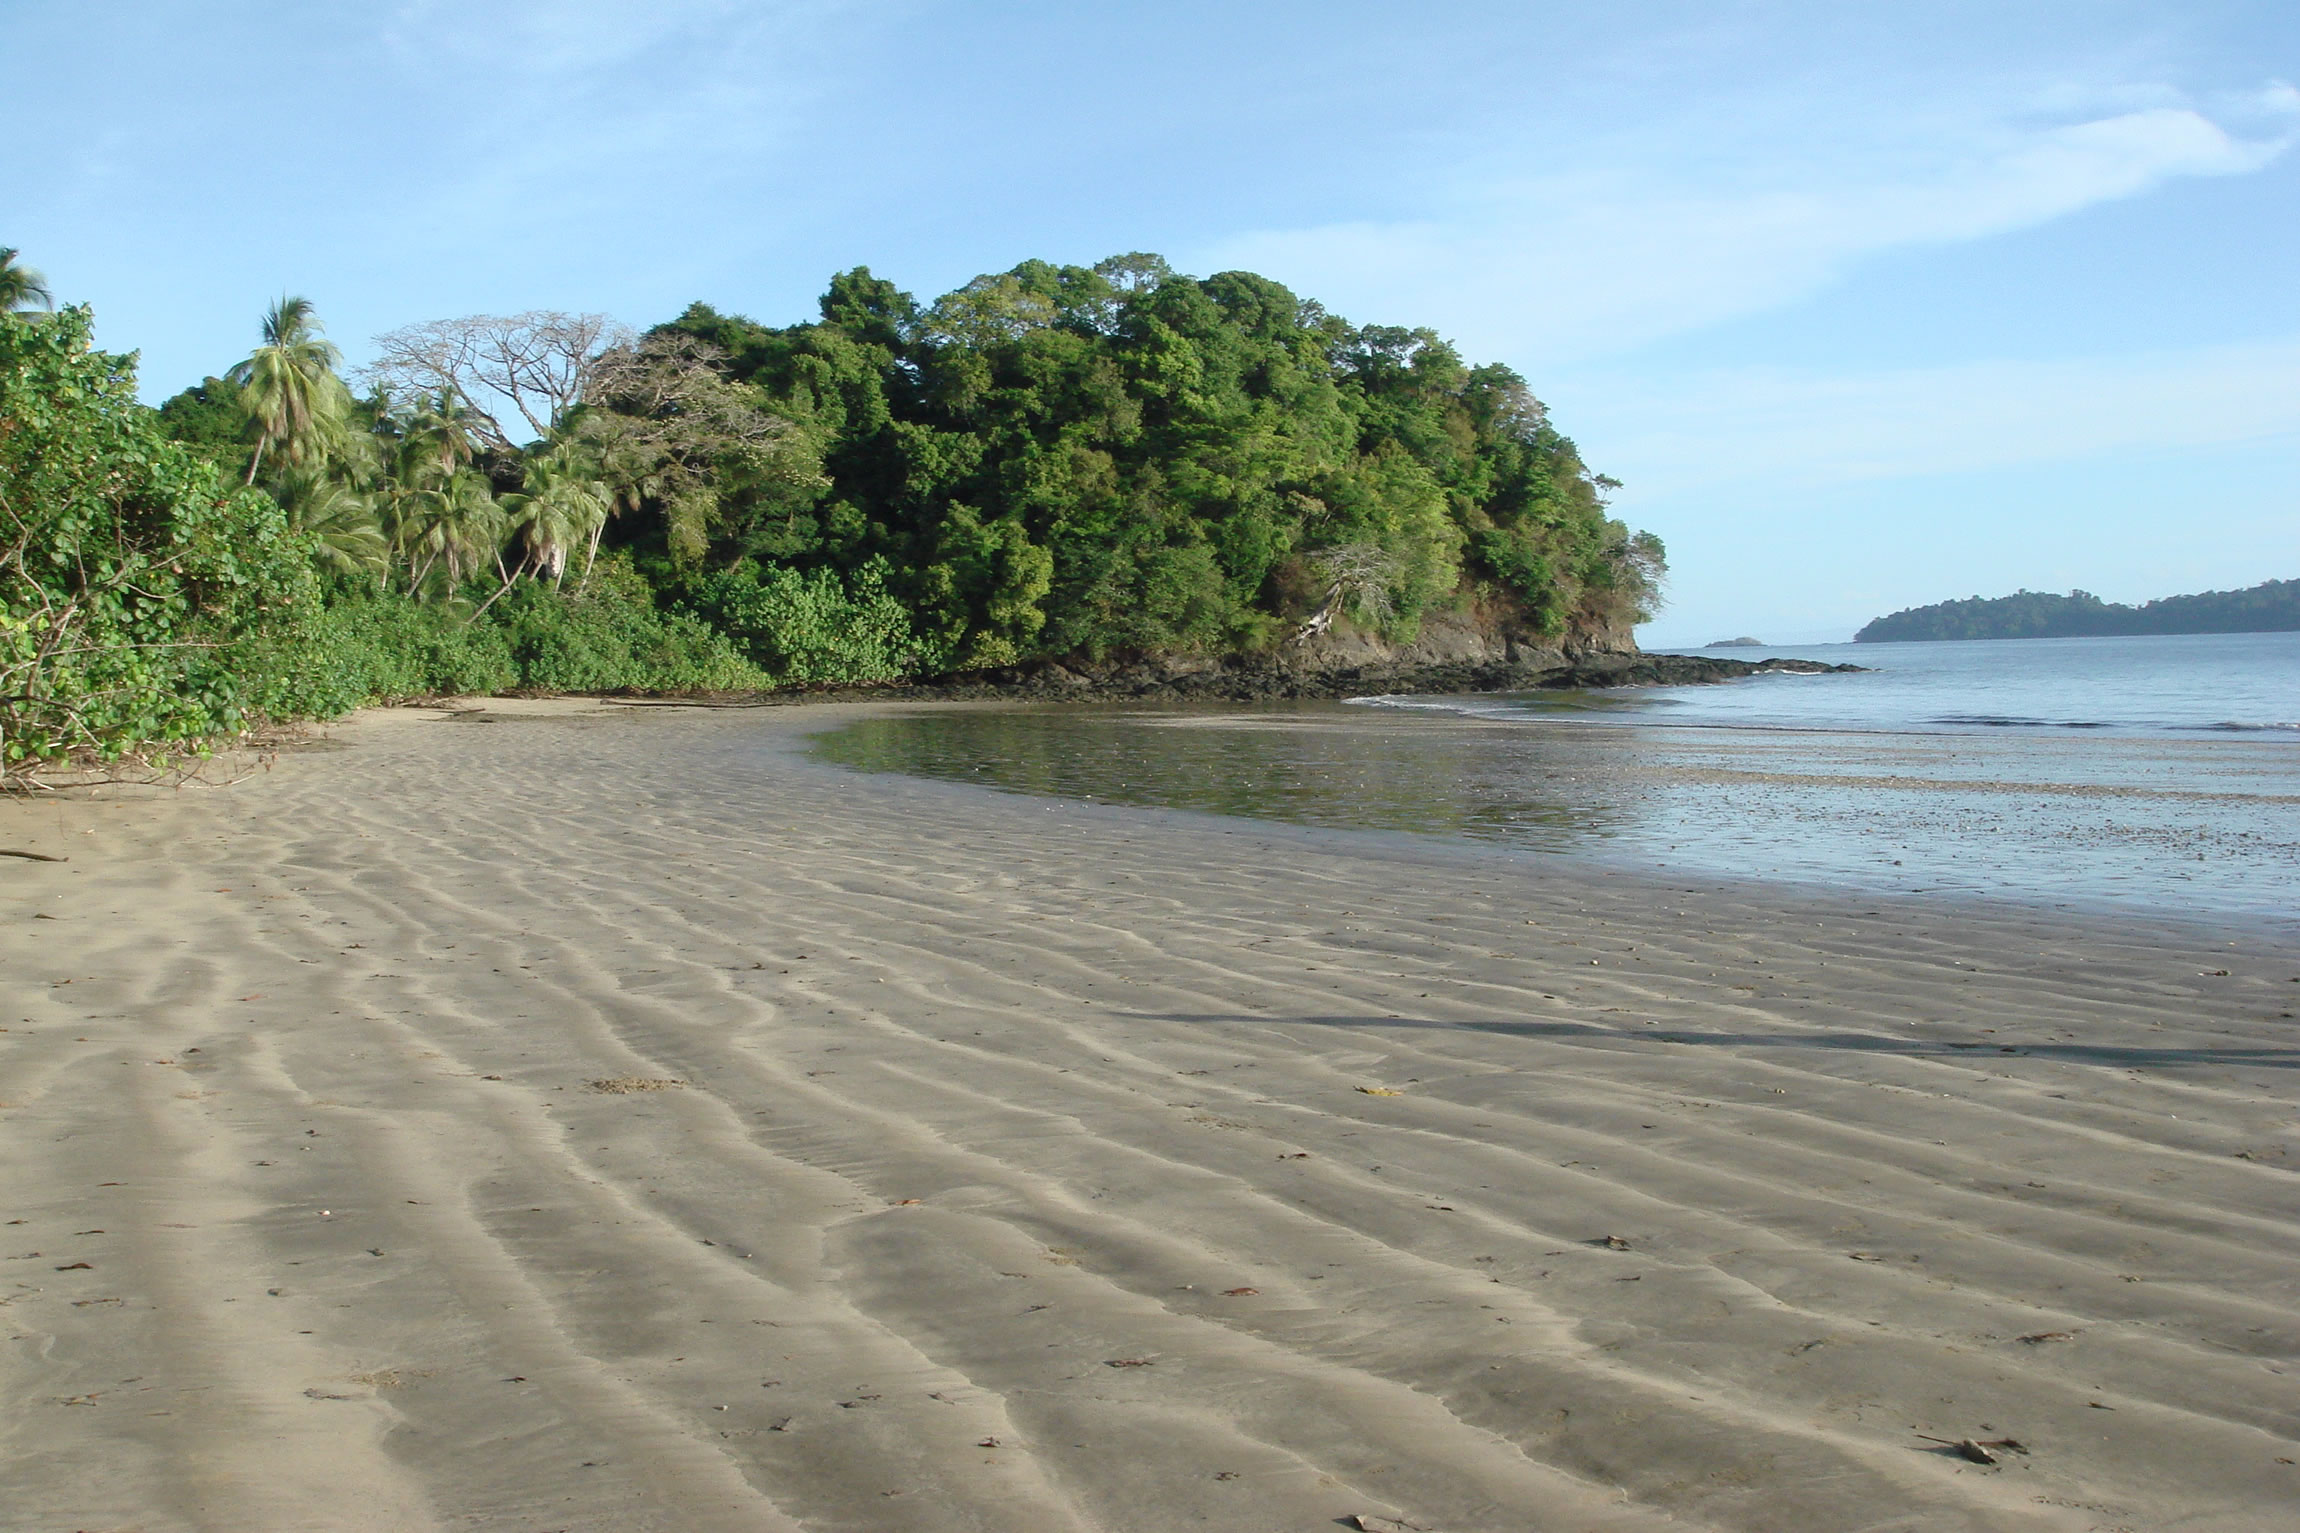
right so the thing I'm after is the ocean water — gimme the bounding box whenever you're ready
[807,632,2300,921]
[1387,631,2300,738]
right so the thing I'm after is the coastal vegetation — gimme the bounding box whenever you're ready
[1856,580,2299,642]
[1,250,1662,780]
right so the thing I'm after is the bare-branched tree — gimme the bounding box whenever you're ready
[1291,543,1401,642]
[363,311,634,451]
[576,332,822,564]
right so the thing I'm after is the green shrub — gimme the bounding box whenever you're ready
[0,309,322,771]
[491,555,766,692]
[296,590,520,702]
[281,557,767,703]
[680,557,934,684]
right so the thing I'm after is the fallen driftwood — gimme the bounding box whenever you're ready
[1917,1434,2030,1465]
[0,849,66,862]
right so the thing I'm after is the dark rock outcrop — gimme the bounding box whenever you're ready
[734,647,1863,707]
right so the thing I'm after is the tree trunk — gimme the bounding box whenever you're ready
[1290,581,1345,645]
[578,520,605,592]
[467,554,531,622]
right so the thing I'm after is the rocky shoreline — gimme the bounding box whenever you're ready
[727,650,1865,707]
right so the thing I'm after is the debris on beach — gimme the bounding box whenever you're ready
[2015,1330,2077,1344]
[1593,1235,1631,1251]
[586,1077,686,1094]
[1104,1357,1154,1368]
[1356,1086,1403,1096]
[1349,1515,1432,1531]
[1918,1434,2030,1465]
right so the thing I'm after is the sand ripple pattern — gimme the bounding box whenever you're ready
[2,700,2295,1532]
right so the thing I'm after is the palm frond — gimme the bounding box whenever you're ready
[0,248,53,314]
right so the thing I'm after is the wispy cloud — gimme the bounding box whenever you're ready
[1204,82,2300,363]
[1575,334,2300,501]
[367,0,875,231]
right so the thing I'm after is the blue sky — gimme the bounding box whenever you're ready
[6,0,2296,643]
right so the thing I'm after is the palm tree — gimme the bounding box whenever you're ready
[506,442,612,585]
[468,442,611,618]
[271,466,387,578]
[374,396,506,600]
[391,468,507,601]
[0,249,51,314]
[401,388,482,483]
[227,296,350,485]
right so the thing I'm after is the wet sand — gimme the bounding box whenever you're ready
[2,698,2295,1532]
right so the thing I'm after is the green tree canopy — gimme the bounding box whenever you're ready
[0,308,324,772]
[619,256,1661,664]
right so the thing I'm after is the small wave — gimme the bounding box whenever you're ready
[1346,693,1666,723]
[2189,720,2300,733]
[1930,714,2047,727]
[1928,714,2111,730]
[1347,694,1511,716]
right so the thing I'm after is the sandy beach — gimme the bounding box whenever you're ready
[3,697,2296,1532]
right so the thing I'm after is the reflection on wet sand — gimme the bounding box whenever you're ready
[809,702,2300,919]
[815,704,1636,845]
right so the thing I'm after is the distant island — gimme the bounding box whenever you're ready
[1704,636,1765,648]
[1855,578,2300,643]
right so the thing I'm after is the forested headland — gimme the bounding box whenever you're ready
[1855,580,2300,643]
[0,248,1662,782]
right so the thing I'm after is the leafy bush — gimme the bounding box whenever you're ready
[292,588,519,703]
[491,555,766,692]
[680,557,933,684]
[0,309,321,773]
[279,558,765,702]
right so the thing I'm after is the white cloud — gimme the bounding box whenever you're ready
[1202,88,2300,363]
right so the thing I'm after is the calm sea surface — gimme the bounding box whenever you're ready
[808,632,2300,921]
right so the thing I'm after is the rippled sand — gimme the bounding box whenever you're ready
[3,698,2295,1532]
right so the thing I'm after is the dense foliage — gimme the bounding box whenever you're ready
[4,250,1664,778]
[1856,580,2300,642]
[0,308,327,770]
[654,257,1660,666]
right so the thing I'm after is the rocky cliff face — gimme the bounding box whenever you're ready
[1281,598,1636,676]
[731,601,1859,706]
